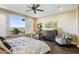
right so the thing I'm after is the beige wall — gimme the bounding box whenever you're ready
[78,6,79,46]
[32,18,37,32]
[77,6,79,47]
[37,10,77,45]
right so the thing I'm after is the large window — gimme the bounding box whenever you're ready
[9,15,26,35]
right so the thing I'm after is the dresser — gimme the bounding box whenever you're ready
[42,29,58,41]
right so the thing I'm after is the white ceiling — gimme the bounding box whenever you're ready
[0,4,76,18]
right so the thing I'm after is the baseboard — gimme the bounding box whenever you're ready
[71,42,77,45]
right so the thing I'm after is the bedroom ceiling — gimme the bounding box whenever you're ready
[0,4,76,18]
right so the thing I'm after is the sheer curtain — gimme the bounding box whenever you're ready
[25,17,33,34]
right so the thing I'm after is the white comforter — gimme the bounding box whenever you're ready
[5,37,50,54]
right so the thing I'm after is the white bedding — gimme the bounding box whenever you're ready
[5,37,50,54]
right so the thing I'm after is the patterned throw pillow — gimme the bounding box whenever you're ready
[62,32,72,43]
[0,40,11,53]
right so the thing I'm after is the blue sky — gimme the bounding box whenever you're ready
[10,15,25,28]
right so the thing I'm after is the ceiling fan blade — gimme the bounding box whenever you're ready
[36,4,40,8]
[33,10,36,14]
[36,9,44,12]
[26,9,32,12]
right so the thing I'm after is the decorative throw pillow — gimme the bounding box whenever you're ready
[62,32,72,43]
[62,32,71,39]
[3,41,12,51]
[0,37,5,41]
[0,36,12,53]
[0,40,11,53]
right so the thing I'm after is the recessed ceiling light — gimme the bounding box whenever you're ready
[59,7,63,10]
[58,6,63,10]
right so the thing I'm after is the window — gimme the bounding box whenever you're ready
[9,15,26,35]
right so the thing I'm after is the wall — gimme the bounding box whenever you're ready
[0,13,8,36]
[77,5,79,47]
[78,6,79,47]
[32,18,37,32]
[37,10,77,45]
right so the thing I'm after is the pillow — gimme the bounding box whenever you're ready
[0,36,12,53]
[62,32,71,39]
[0,40,11,53]
[3,41,12,51]
[0,36,5,41]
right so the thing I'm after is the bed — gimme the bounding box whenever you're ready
[0,37,50,54]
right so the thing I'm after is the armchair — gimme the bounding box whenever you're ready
[55,32,72,45]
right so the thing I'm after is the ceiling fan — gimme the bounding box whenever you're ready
[26,4,44,14]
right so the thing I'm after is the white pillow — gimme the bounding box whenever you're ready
[0,40,11,53]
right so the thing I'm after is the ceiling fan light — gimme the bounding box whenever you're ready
[59,7,63,10]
